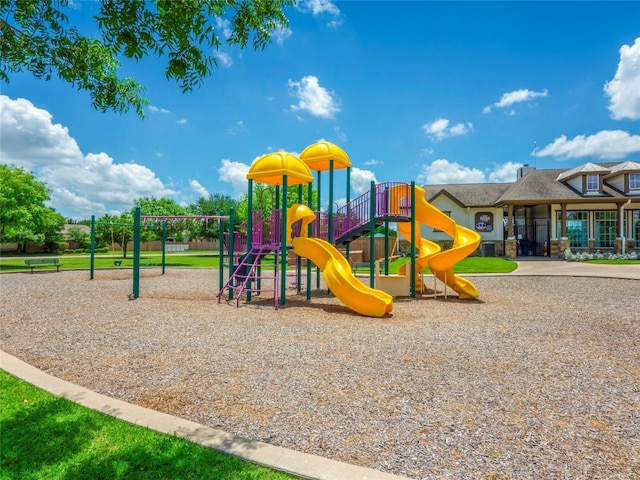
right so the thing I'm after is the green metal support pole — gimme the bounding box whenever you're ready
[90,215,95,280]
[228,208,235,299]
[316,171,321,288]
[328,160,334,245]
[307,181,313,299]
[247,180,253,250]
[280,176,288,306]
[161,220,166,275]
[296,184,303,292]
[410,182,416,298]
[248,180,255,300]
[133,206,141,299]
[369,180,376,288]
[218,216,224,291]
[346,167,351,259]
[384,220,390,275]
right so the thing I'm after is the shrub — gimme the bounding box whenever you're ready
[564,247,638,261]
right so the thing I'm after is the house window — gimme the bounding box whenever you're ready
[558,211,588,248]
[586,174,599,192]
[595,211,617,248]
[634,211,640,248]
[630,173,640,191]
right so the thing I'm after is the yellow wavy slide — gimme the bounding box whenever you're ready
[287,204,393,317]
[392,185,480,299]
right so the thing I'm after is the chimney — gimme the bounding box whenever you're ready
[517,164,535,179]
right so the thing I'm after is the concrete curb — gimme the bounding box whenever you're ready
[1,350,411,480]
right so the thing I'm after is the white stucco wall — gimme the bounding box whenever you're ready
[422,195,503,242]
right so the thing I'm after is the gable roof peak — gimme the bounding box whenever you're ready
[605,160,640,177]
[556,162,611,182]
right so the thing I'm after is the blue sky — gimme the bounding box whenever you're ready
[2,1,640,219]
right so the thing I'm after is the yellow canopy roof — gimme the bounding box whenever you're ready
[246,152,313,186]
[299,142,351,172]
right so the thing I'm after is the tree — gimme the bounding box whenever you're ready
[133,196,189,241]
[239,183,318,220]
[95,212,134,258]
[0,164,65,252]
[0,0,294,117]
[189,193,240,239]
[67,226,91,250]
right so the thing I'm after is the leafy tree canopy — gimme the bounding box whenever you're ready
[133,195,188,240]
[189,193,239,239]
[0,164,65,251]
[0,0,294,117]
[95,212,134,257]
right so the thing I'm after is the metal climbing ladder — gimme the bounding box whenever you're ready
[217,245,280,309]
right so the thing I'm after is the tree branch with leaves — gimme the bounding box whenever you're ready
[1,0,294,117]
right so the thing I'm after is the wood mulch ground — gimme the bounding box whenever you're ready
[1,269,638,479]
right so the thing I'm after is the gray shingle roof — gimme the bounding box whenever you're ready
[425,183,510,206]
[423,161,636,207]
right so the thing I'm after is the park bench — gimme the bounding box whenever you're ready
[24,258,62,273]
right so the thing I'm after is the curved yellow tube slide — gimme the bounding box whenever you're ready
[392,185,480,299]
[291,236,393,317]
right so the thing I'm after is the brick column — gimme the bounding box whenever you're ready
[505,238,518,258]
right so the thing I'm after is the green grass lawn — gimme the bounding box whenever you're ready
[585,259,640,265]
[0,251,222,272]
[0,370,300,480]
[382,255,518,274]
[0,252,519,274]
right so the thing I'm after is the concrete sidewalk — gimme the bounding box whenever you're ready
[507,258,640,280]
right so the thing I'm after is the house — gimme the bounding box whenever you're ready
[422,161,640,258]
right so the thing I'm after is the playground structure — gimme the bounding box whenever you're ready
[217,142,481,317]
[89,213,229,299]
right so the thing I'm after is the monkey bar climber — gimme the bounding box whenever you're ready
[141,215,227,230]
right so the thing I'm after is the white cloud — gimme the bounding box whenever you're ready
[189,179,209,198]
[215,17,232,39]
[288,75,340,119]
[417,159,521,184]
[536,130,640,160]
[0,95,175,218]
[422,118,472,142]
[148,105,170,114]
[0,96,82,169]
[488,161,523,183]
[350,167,377,194]
[297,0,340,16]
[217,159,250,198]
[215,51,233,67]
[227,120,245,136]
[176,118,189,125]
[333,126,347,142]
[272,26,292,44]
[420,148,434,156]
[364,159,383,166]
[483,88,548,113]
[604,37,640,120]
[418,159,485,184]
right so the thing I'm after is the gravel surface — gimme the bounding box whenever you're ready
[1,268,639,479]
